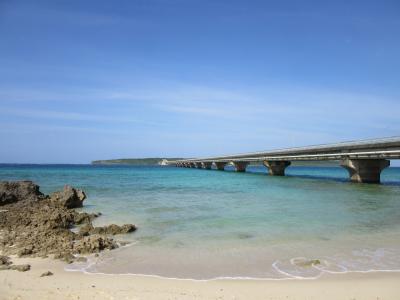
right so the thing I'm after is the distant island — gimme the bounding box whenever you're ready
[91,158,182,165]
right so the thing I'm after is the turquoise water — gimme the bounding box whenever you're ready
[1,164,400,279]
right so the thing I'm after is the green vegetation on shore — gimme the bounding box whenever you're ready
[91,158,182,165]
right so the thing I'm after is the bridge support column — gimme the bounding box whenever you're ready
[233,161,249,172]
[340,159,390,183]
[214,162,226,171]
[263,161,291,176]
[195,162,202,169]
[201,162,212,169]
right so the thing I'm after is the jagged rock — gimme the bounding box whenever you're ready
[10,264,30,272]
[78,224,94,236]
[0,181,136,262]
[74,235,117,253]
[17,246,33,257]
[0,181,44,206]
[50,185,86,209]
[73,212,98,225]
[40,271,53,277]
[0,255,11,266]
[53,252,75,263]
[79,224,136,236]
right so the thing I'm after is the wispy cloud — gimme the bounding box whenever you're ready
[0,108,161,126]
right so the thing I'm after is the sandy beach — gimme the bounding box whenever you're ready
[1,256,399,300]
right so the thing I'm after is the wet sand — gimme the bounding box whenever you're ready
[1,256,399,300]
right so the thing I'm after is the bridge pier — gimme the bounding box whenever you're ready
[263,160,291,176]
[233,161,249,172]
[340,159,390,183]
[201,162,212,169]
[214,162,227,171]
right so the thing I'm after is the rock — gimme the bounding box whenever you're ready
[75,256,87,263]
[74,235,117,254]
[18,246,33,257]
[73,212,98,225]
[79,224,136,236]
[10,264,30,272]
[0,181,137,262]
[78,224,94,236]
[0,181,44,206]
[50,185,86,209]
[40,271,53,277]
[293,258,321,267]
[0,255,11,266]
[53,252,75,263]
[118,241,131,247]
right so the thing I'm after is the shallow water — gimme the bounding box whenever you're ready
[1,164,400,279]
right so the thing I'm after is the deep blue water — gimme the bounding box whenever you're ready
[1,164,400,279]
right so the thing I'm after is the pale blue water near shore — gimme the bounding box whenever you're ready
[1,164,400,279]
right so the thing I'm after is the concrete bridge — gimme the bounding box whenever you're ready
[170,137,400,183]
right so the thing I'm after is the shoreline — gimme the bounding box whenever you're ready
[66,257,400,282]
[1,256,400,300]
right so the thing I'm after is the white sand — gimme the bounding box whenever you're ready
[1,256,399,300]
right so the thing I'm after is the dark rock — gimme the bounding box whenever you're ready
[0,255,11,266]
[40,271,53,277]
[18,246,33,257]
[0,181,44,206]
[10,264,30,272]
[50,185,86,209]
[79,223,136,236]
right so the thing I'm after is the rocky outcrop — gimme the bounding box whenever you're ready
[0,255,30,272]
[79,224,136,236]
[0,181,136,263]
[74,235,118,254]
[0,181,45,206]
[50,185,86,209]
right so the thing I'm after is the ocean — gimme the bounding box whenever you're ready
[1,164,400,280]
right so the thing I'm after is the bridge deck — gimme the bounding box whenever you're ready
[175,136,400,163]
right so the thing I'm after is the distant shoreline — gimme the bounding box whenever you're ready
[91,158,183,166]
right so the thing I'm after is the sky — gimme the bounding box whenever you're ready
[0,0,399,163]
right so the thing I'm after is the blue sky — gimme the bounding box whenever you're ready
[0,0,399,163]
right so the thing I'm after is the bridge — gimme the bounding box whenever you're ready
[170,137,400,183]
